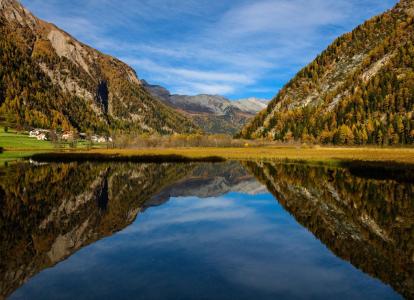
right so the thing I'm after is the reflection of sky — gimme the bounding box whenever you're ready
[11,192,400,300]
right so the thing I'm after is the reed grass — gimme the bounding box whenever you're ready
[79,147,414,165]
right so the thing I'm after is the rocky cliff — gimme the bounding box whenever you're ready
[0,0,197,134]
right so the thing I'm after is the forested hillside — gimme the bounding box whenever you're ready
[240,0,414,145]
[0,0,197,135]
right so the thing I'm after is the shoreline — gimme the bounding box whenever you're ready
[1,146,413,165]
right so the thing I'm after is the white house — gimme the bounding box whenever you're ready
[61,132,74,141]
[37,133,47,141]
[29,129,40,137]
[91,135,108,143]
[97,137,107,143]
[29,129,49,140]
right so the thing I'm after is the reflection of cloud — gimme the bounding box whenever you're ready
[13,193,398,300]
[122,196,251,234]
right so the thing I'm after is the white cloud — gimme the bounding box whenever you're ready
[122,57,252,95]
[21,0,398,98]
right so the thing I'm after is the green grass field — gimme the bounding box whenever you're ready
[0,128,54,150]
[6,146,411,166]
[0,127,110,165]
[2,126,414,167]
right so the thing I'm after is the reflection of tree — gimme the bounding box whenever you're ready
[244,161,414,299]
[0,162,193,299]
[0,160,261,298]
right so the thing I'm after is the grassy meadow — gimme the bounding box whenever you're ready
[0,127,54,150]
[91,147,414,164]
[0,127,107,165]
[26,146,414,165]
[1,127,414,166]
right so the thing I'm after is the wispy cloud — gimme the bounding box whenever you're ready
[21,0,398,99]
[122,57,254,94]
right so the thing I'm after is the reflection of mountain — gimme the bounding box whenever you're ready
[0,161,264,299]
[0,162,192,300]
[244,161,414,299]
[146,161,268,208]
[4,161,411,299]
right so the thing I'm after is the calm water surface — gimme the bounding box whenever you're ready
[0,161,413,299]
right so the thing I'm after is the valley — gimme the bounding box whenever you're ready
[1,1,414,299]
[142,80,268,134]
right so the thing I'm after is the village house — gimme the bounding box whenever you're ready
[29,129,49,141]
[91,135,107,143]
[61,131,74,141]
[36,133,47,141]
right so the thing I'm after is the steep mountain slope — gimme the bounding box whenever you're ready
[142,80,267,134]
[240,0,414,145]
[0,0,197,134]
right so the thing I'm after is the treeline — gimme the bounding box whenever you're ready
[112,133,274,148]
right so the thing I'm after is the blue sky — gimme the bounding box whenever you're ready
[21,0,398,100]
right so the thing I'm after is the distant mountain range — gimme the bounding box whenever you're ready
[240,0,414,145]
[142,80,268,134]
[0,0,198,135]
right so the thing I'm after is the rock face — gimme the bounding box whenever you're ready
[232,98,269,114]
[240,0,414,145]
[0,0,197,134]
[142,80,268,134]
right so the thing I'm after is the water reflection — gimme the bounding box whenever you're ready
[244,161,414,299]
[0,162,193,299]
[0,161,412,299]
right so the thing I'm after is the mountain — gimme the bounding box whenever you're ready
[141,80,268,134]
[239,0,414,145]
[0,0,197,135]
[232,98,269,114]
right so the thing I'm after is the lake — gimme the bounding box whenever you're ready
[0,161,413,299]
